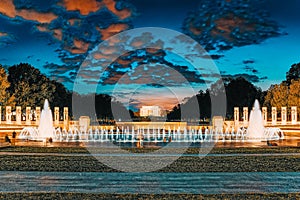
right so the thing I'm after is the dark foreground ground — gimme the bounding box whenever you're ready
[0,193,299,200]
[0,146,299,172]
[0,146,299,199]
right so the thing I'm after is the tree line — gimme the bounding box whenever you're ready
[0,63,130,120]
[1,62,299,121]
[167,62,300,121]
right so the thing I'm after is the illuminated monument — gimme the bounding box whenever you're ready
[140,106,162,117]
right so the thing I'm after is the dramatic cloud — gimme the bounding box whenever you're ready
[0,0,58,23]
[60,0,131,19]
[183,0,283,52]
[222,73,266,83]
[0,0,135,85]
[80,48,208,87]
[60,0,103,15]
[0,31,17,47]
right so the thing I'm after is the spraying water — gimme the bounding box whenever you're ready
[247,99,265,139]
[37,99,54,139]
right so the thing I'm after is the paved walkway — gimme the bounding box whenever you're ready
[0,171,299,194]
[0,152,300,157]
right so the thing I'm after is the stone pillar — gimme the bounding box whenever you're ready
[291,106,297,125]
[54,107,59,126]
[234,107,239,126]
[281,107,287,125]
[63,107,68,128]
[272,107,277,125]
[79,116,90,132]
[26,107,31,125]
[6,106,12,124]
[262,107,267,125]
[36,107,41,125]
[243,107,248,126]
[16,106,21,124]
[0,106,2,124]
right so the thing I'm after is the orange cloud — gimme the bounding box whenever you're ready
[130,40,144,48]
[116,58,131,66]
[81,60,92,68]
[189,21,202,36]
[65,38,90,54]
[0,32,8,37]
[97,23,129,40]
[53,29,63,40]
[61,0,102,15]
[68,18,81,26]
[93,52,113,60]
[102,0,131,20]
[60,0,131,19]
[212,14,255,41]
[0,0,57,24]
[0,0,16,18]
[17,9,57,24]
[74,38,89,51]
[36,25,48,32]
[103,73,123,84]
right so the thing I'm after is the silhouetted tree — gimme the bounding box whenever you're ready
[286,62,300,85]
[167,104,181,121]
[167,77,262,121]
[225,77,262,118]
[51,80,72,108]
[7,63,71,109]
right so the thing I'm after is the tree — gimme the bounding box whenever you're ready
[286,63,300,85]
[167,77,262,121]
[72,93,130,121]
[7,63,68,108]
[288,79,300,107]
[51,80,72,108]
[0,65,14,106]
[196,90,211,120]
[167,104,181,121]
[263,82,289,109]
[225,77,262,118]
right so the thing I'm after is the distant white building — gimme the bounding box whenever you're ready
[140,106,162,117]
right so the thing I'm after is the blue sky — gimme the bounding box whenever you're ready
[0,0,299,110]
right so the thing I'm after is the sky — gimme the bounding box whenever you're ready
[0,0,299,111]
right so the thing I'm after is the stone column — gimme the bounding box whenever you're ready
[36,107,41,125]
[63,107,68,128]
[79,116,90,132]
[272,107,277,125]
[16,106,21,124]
[0,106,2,124]
[291,106,297,125]
[243,107,248,126]
[26,107,31,125]
[262,107,267,125]
[281,107,287,125]
[234,107,239,126]
[54,107,59,126]
[6,106,12,124]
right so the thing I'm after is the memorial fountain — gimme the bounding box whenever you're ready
[19,99,284,143]
[244,99,284,140]
[19,99,56,141]
[247,99,265,139]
